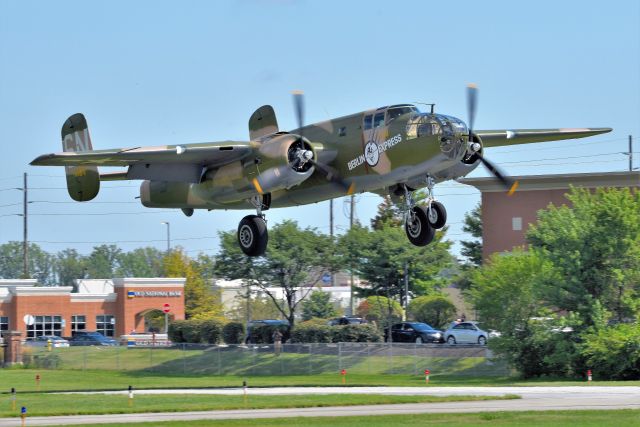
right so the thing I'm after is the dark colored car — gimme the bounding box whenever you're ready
[68,331,118,346]
[385,322,444,344]
[245,319,289,344]
[327,316,367,326]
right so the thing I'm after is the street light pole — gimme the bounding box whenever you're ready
[161,222,170,252]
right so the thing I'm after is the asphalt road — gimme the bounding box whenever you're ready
[0,386,638,426]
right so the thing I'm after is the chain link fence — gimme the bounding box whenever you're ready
[21,343,509,377]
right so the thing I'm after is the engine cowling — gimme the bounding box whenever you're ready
[250,133,315,194]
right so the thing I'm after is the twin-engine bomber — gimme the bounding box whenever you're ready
[31,87,611,256]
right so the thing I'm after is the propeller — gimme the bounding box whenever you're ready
[466,84,519,196]
[292,90,355,195]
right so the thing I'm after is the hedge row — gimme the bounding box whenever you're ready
[169,319,382,344]
[168,319,225,344]
[290,323,382,343]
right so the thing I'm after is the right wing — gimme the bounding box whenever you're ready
[477,128,612,148]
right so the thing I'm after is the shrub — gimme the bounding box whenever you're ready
[199,319,223,344]
[168,320,188,343]
[356,296,403,329]
[222,322,245,344]
[290,320,333,343]
[331,324,382,343]
[408,295,457,329]
[580,323,640,380]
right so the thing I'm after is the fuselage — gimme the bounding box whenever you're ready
[140,104,479,210]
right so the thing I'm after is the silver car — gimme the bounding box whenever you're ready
[444,321,488,345]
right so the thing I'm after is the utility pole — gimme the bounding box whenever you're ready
[22,173,28,278]
[161,221,170,252]
[330,199,335,287]
[629,135,633,172]
[349,195,355,316]
[403,262,409,318]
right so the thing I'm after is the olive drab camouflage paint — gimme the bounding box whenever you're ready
[32,102,611,211]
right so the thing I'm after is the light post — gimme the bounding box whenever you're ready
[161,221,170,252]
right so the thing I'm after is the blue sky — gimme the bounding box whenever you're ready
[0,0,638,259]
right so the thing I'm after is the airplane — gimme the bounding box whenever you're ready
[31,86,611,256]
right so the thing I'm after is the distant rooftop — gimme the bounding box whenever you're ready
[459,171,640,192]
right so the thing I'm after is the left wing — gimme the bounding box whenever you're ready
[476,128,612,148]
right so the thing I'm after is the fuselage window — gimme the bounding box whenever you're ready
[338,126,347,137]
[373,112,385,128]
[363,115,373,130]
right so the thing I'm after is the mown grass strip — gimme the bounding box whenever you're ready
[0,393,519,417]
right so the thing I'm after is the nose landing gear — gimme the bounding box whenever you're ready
[237,194,270,257]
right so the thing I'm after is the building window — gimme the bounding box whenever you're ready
[96,315,115,337]
[0,316,8,332]
[26,316,62,339]
[512,217,523,231]
[71,315,86,333]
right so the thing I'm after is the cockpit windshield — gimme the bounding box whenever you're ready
[387,105,418,123]
[405,113,467,140]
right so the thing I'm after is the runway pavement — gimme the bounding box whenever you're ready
[0,386,638,426]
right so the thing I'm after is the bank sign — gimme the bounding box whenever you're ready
[127,290,182,299]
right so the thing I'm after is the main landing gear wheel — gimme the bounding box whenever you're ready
[237,215,268,257]
[427,201,447,229]
[405,206,435,246]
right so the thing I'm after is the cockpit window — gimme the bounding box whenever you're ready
[405,114,442,140]
[363,114,372,130]
[373,112,385,128]
[386,107,414,123]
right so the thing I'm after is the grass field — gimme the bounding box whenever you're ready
[2,369,638,393]
[1,369,637,393]
[0,393,518,417]
[21,344,508,377]
[26,410,640,427]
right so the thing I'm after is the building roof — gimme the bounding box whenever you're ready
[459,171,640,192]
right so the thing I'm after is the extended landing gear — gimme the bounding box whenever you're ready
[237,194,271,257]
[402,177,447,247]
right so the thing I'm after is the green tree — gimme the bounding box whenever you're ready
[527,187,640,324]
[163,248,223,319]
[215,220,335,331]
[460,203,483,266]
[356,295,403,330]
[0,241,55,284]
[85,245,122,279]
[55,248,87,289]
[301,290,338,321]
[370,195,403,230]
[116,247,164,277]
[339,222,453,303]
[408,294,457,329]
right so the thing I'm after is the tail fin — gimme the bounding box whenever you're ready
[62,113,100,201]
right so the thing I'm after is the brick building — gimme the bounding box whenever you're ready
[460,171,640,260]
[0,278,185,339]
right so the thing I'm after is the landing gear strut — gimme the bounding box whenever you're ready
[402,177,447,247]
[237,194,270,257]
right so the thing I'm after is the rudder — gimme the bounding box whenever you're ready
[62,113,100,201]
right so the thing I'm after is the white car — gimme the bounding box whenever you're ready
[444,322,488,345]
[25,335,70,348]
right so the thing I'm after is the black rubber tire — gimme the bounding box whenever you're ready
[416,336,424,344]
[478,336,487,346]
[447,336,456,345]
[428,201,447,229]
[405,206,435,246]
[237,215,268,257]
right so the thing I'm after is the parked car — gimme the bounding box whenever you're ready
[25,335,70,348]
[245,319,289,344]
[327,316,367,326]
[384,322,445,344]
[444,321,488,345]
[68,331,118,346]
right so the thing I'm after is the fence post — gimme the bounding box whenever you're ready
[116,345,120,371]
[413,343,418,376]
[182,343,186,375]
[217,345,222,376]
[308,344,312,376]
[388,341,393,374]
[367,344,371,374]
[338,342,342,372]
[83,346,87,371]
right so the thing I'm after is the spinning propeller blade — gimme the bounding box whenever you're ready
[466,84,518,196]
